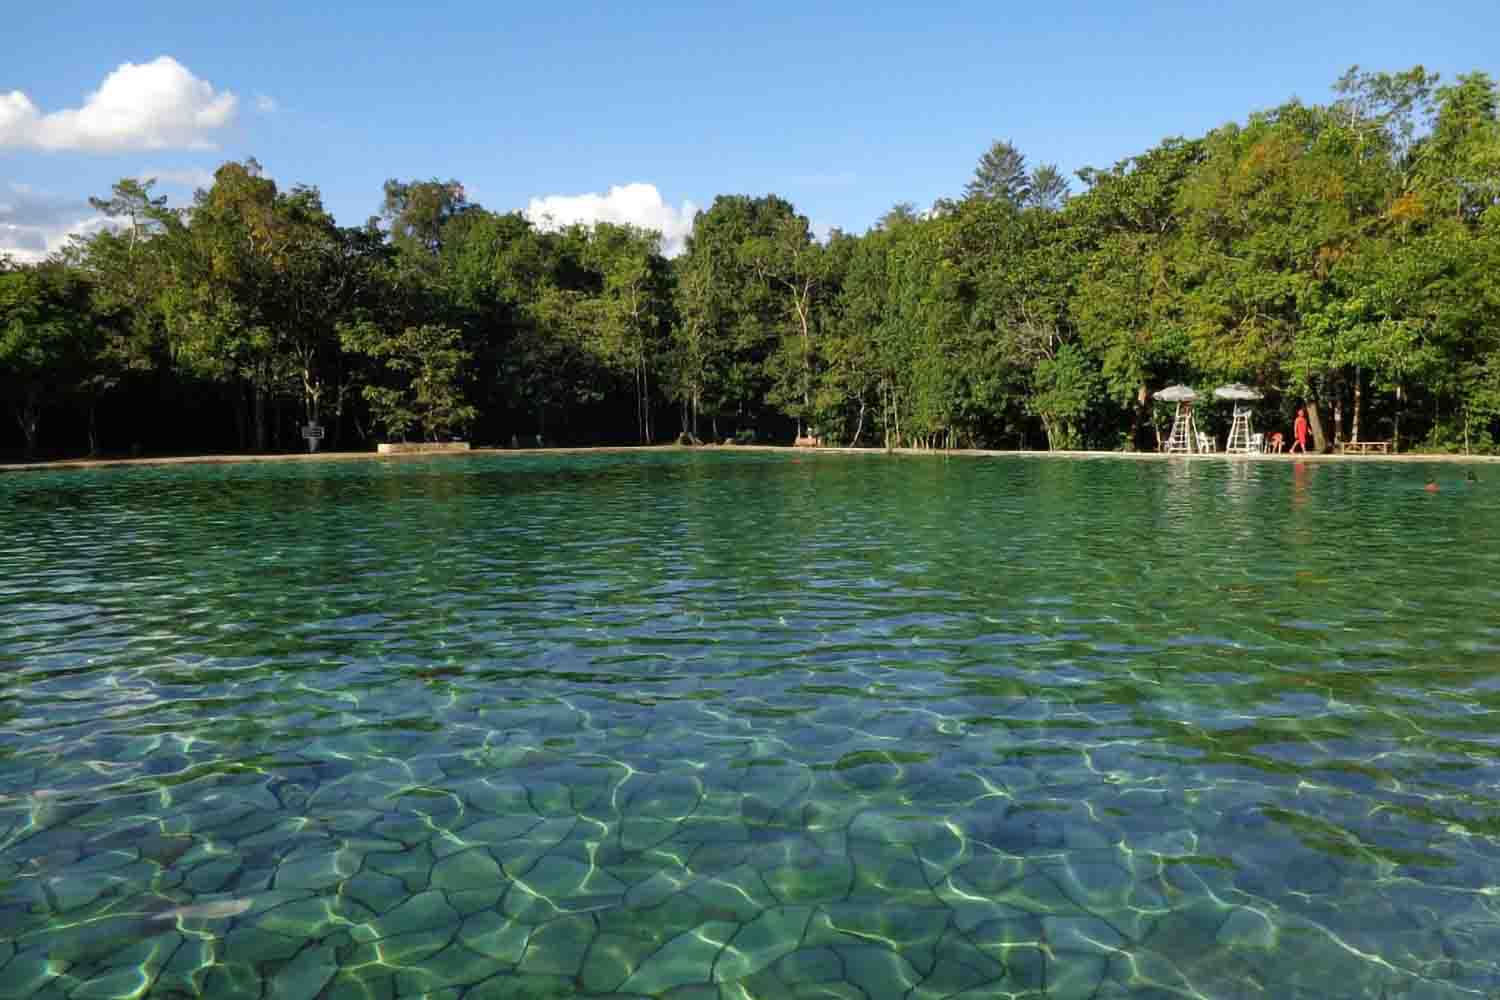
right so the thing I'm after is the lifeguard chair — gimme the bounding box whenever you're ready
[1215,384,1263,453]
[1157,385,1200,454]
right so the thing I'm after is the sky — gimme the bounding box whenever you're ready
[3,0,1497,261]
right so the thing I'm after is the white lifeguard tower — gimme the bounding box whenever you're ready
[1215,384,1263,454]
[1158,384,1200,454]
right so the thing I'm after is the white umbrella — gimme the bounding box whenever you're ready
[1156,384,1199,403]
[1215,384,1264,452]
[1156,385,1201,452]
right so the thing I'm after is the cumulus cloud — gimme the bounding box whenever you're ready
[0,56,237,153]
[525,183,698,256]
[0,184,114,262]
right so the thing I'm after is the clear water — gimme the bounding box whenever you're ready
[3,452,1499,999]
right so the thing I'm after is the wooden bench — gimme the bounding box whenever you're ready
[1338,440,1391,455]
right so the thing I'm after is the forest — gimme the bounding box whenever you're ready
[3,66,1499,461]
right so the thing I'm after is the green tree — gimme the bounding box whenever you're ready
[1026,164,1070,211]
[584,223,669,443]
[340,322,477,441]
[745,210,826,438]
[0,263,100,459]
[160,160,359,450]
[1070,138,1204,448]
[670,195,799,439]
[69,179,183,453]
[965,140,1030,206]
[381,178,473,260]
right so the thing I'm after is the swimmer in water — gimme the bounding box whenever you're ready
[1425,476,1440,492]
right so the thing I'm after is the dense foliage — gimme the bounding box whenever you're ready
[4,67,1498,460]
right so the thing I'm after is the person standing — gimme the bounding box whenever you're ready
[1289,408,1309,454]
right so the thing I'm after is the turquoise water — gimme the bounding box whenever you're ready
[2,452,1499,999]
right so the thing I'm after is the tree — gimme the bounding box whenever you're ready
[670,195,800,439]
[1028,342,1101,450]
[1174,103,1392,450]
[876,202,921,230]
[88,178,170,252]
[1026,164,1070,211]
[381,178,473,260]
[1331,64,1437,178]
[1416,72,1500,224]
[745,210,826,437]
[965,140,1030,206]
[584,223,668,443]
[341,322,477,441]
[70,179,183,453]
[0,263,100,459]
[1069,138,1205,449]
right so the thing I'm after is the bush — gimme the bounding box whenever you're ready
[734,428,757,445]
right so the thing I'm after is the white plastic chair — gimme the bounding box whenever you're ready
[1250,433,1264,453]
[1196,431,1216,453]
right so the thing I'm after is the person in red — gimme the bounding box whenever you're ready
[1289,407,1309,454]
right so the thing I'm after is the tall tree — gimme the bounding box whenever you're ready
[341,322,477,442]
[1026,164,1070,211]
[745,210,825,437]
[965,140,1031,206]
[381,178,473,260]
[670,195,799,439]
[88,178,170,253]
[585,223,668,443]
[0,263,99,459]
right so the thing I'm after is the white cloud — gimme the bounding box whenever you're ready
[254,94,278,114]
[139,167,216,189]
[0,184,115,262]
[525,183,698,256]
[0,56,237,153]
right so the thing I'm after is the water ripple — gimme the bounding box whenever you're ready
[3,453,1499,998]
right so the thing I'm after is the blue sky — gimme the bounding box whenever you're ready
[3,0,1497,259]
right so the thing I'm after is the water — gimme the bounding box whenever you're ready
[2,452,1499,999]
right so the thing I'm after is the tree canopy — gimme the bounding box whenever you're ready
[5,65,1500,459]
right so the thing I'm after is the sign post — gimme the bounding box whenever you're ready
[302,423,325,453]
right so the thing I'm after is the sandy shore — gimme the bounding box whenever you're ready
[5,443,1500,474]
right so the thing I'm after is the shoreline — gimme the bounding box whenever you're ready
[5,443,1500,474]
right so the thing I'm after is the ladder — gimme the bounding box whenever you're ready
[1164,402,1196,453]
[1224,405,1254,453]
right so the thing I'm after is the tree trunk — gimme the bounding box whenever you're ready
[1306,399,1328,453]
[14,391,40,460]
[87,399,100,457]
[1131,386,1148,451]
[851,397,866,448]
[253,382,268,452]
[1352,366,1362,444]
[1394,384,1403,451]
[234,384,250,451]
